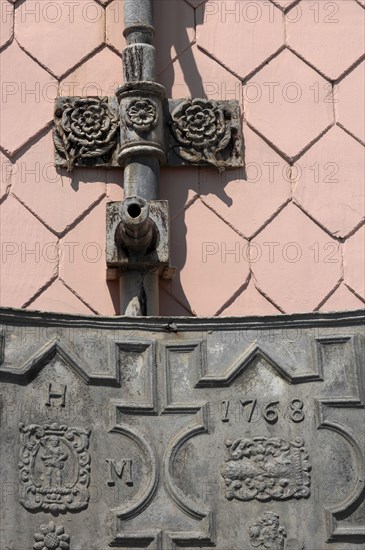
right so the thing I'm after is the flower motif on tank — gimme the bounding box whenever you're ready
[125,98,158,132]
[33,521,70,550]
[54,97,119,171]
[170,99,234,172]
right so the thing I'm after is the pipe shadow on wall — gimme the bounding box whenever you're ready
[155,1,206,316]
[156,1,206,101]
[156,1,247,316]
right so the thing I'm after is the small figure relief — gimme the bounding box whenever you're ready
[248,511,286,550]
[125,98,158,133]
[19,423,91,512]
[33,521,70,550]
[220,436,311,502]
[41,435,68,488]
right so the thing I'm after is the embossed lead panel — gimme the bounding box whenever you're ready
[0,309,364,549]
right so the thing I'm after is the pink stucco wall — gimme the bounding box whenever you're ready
[0,0,364,316]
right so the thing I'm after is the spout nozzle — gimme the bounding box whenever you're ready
[126,202,143,219]
[116,196,157,254]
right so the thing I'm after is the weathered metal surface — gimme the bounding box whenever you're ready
[110,0,163,316]
[0,308,364,549]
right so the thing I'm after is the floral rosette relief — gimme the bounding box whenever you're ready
[33,521,70,550]
[169,98,234,172]
[54,97,119,171]
[125,98,158,132]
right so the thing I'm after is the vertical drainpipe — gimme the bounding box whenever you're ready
[54,0,242,317]
[116,0,166,316]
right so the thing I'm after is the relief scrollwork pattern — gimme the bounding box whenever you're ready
[54,97,119,171]
[220,436,311,502]
[19,422,91,512]
[33,521,70,550]
[125,98,158,132]
[248,511,287,550]
[169,98,236,172]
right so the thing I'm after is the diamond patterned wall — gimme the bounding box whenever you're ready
[0,0,364,316]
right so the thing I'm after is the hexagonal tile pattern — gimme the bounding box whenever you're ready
[338,61,365,143]
[15,0,105,78]
[344,225,365,300]
[184,0,207,8]
[108,1,196,74]
[28,279,94,314]
[252,203,342,312]
[165,198,250,315]
[106,169,124,202]
[0,195,58,307]
[59,199,119,314]
[0,0,13,49]
[106,0,126,54]
[319,283,364,312]
[220,278,281,316]
[0,0,363,317]
[155,0,195,74]
[159,43,242,100]
[60,47,123,97]
[0,42,57,155]
[159,285,194,316]
[197,0,284,79]
[271,0,298,9]
[293,126,365,238]
[0,151,13,201]
[200,126,291,238]
[160,168,199,219]
[11,130,106,235]
[287,0,365,80]
[245,49,334,159]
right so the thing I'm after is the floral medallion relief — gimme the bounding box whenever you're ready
[33,521,70,550]
[54,97,119,171]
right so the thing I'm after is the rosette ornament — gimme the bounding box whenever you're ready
[54,98,118,171]
[33,521,70,550]
[126,98,158,132]
[170,99,232,172]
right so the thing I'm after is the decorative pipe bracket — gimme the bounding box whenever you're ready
[52,0,243,315]
[53,95,243,173]
[106,196,173,278]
